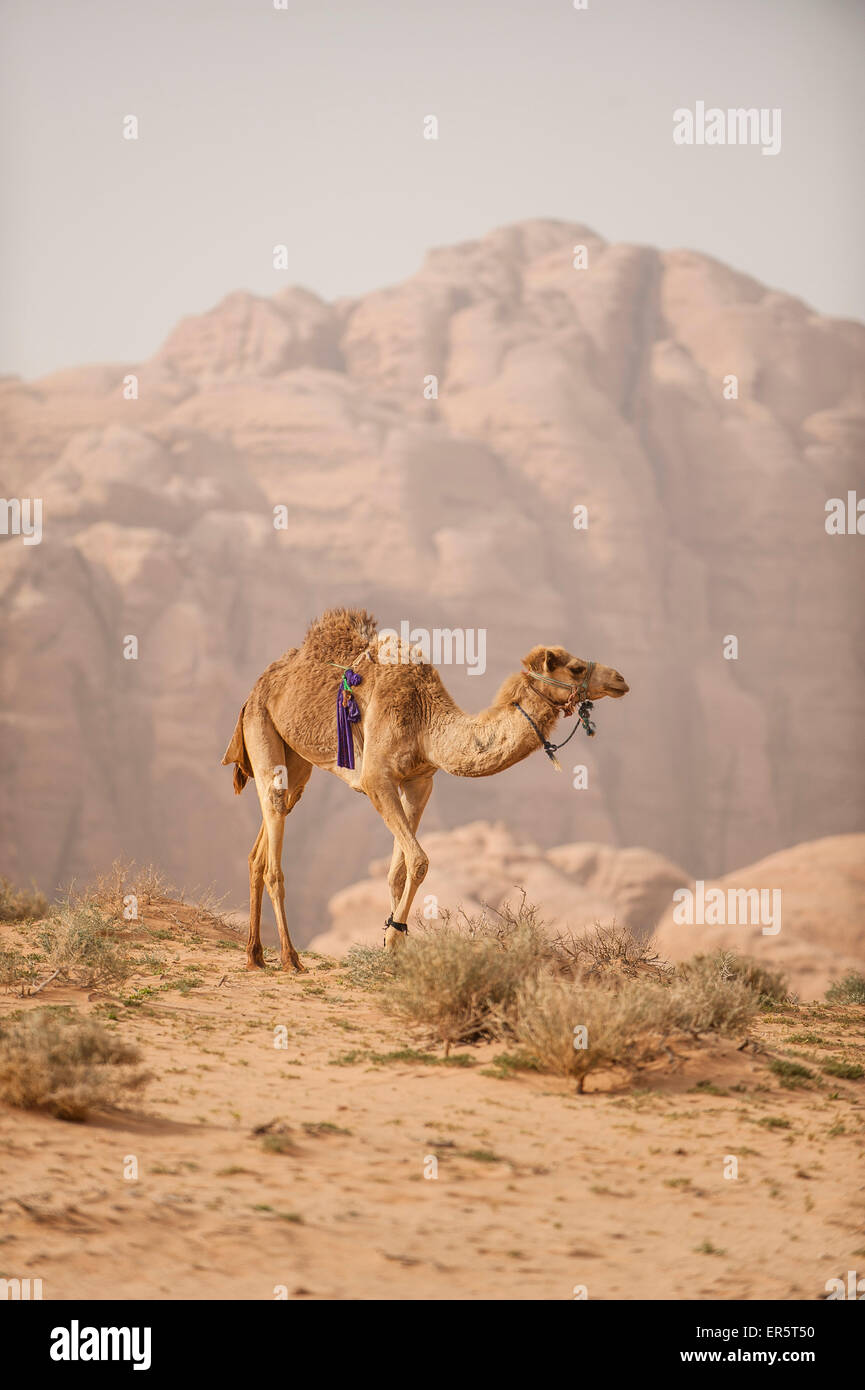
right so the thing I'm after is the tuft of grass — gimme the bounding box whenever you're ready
[820,1058,863,1081]
[343,944,400,990]
[826,972,865,1006]
[0,1009,148,1121]
[375,1047,475,1067]
[768,1058,814,1088]
[0,876,48,923]
[260,1129,299,1155]
[481,1050,544,1080]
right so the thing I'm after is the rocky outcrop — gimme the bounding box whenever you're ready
[1,219,863,939]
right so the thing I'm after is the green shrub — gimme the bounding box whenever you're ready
[37,901,135,988]
[826,972,865,1006]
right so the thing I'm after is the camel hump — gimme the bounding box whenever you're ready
[300,607,378,663]
[222,703,253,794]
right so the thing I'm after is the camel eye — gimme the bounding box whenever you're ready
[568,662,586,675]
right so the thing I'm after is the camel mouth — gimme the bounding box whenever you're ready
[604,682,629,699]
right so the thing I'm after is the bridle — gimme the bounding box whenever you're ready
[512,661,597,769]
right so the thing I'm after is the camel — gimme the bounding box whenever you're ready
[222,608,629,970]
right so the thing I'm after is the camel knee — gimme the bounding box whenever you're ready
[264,866,284,896]
[408,850,429,883]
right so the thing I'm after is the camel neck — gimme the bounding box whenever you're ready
[426,673,563,778]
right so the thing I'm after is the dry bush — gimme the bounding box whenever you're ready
[664,967,760,1035]
[513,974,671,1090]
[75,859,174,915]
[422,894,555,958]
[677,949,789,1005]
[384,923,546,1053]
[381,907,766,1083]
[0,876,48,923]
[36,901,136,989]
[0,1009,148,1120]
[553,920,670,981]
[513,964,759,1090]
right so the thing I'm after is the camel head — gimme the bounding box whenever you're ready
[522,645,629,711]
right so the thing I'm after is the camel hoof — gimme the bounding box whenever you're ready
[283,956,307,974]
[383,926,408,953]
[246,955,265,970]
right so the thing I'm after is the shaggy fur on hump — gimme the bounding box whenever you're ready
[299,607,379,664]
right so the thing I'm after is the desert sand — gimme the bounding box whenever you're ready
[1,895,862,1301]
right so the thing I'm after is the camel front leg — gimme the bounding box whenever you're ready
[365,774,431,951]
[386,775,434,922]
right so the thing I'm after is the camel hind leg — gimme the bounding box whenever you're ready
[247,822,267,967]
[243,708,313,971]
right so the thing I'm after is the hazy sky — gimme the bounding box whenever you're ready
[1,0,862,379]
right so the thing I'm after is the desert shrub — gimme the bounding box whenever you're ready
[0,876,48,923]
[384,924,546,1052]
[417,896,557,965]
[513,974,673,1090]
[513,964,759,1091]
[678,949,788,1005]
[379,904,767,1083]
[667,964,762,1034]
[826,971,865,1006]
[0,1009,148,1120]
[72,859,174,915]
[36,900,135,988]
[553,921,669,980]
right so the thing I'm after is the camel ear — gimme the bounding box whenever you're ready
[522,645,555,673]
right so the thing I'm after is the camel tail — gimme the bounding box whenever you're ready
[221,703,253,795]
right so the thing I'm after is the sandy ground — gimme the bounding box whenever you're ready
[1,902,863,1302]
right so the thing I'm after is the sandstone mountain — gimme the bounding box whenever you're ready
[652,833,865,998]
[1,219,863,942]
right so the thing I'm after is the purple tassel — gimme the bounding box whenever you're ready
[336,669,362,769]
